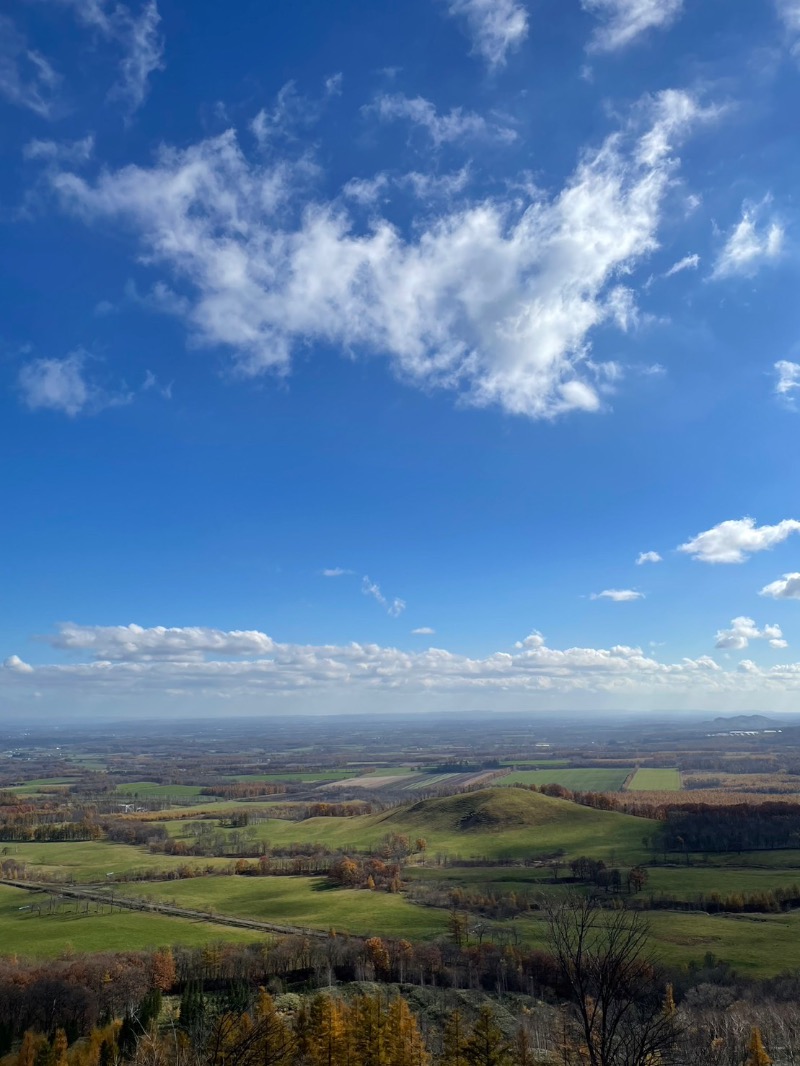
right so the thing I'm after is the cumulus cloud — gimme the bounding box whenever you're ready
[714,616,786,651]
[44,0,164,113]
[760,573,800,601]
[711,199,784,280]
[0,16,60,117]
[50,622,276,662]
[362,577,406,617]
[446,0,529,67]
[3,655,34,674]
[679,517,800,564]
[47,89,712,420]
[412,627,435,635]
[18,350,130,416]
[368,94,515,147]
[590,589,644,601]
[663,252,699,277]
[4,623,736,707]
[582,0,684,53]
[636,551,662,565]
[775,360,800,406]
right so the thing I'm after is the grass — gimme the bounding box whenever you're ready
[0,885,263,958]
[502,760,570,769]
[627,769,682,791]
[514,907,800,977]
[9,778,76,795]
[162,789,655,864]
[501,769,632,791]
[643,865,800,898]
[230,771,357,783]
[122,876,449,938]
[0,841,234,881]
[115,782,204,798]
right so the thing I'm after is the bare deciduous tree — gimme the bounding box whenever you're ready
[545,896,678,1066]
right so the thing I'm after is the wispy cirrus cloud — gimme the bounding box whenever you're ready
[368,93,516,147]
[582,0,684,53]
[46,89,714,421]
[445,0,529,67]
[0,16,60,118]
[362,577,406,618]
[711,199,784,280]
[40,0,163,114]
[679,517,800,564]
[17,350,131,417]
[664,252,699,278]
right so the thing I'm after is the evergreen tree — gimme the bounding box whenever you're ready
[464,1006,512,1066]
[442,1010,469,1066]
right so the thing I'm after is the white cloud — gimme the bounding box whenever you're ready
[50,622,276,662]
[362,577,406,617]
[3,655,34,674]
[776,0,800,55]
[46,0,163,113]
[714,616,786,651]
[342,174,390,205]
[29,622,800,715]
[590,589,644,601]
[369,94,515,147]
[446,0,529,67]
[775,360,800,405]
[23,136,95,164]
[663,252,699,277]
[711,199,784,280]
[321,568,353,577]
[760,573,800,601]
[48,89,712,420]
[17,350,130,416]
[0,16,60,117]
[636,551,662,565]
[679,517,800,564]
[412,627,435,635]
[582,0,684,53]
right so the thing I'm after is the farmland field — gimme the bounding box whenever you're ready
[123,876,449,938]
[500,768,633,791]
[627,768,682,791]
[0,885,264,957]
[0,840,234,881]
[115,781,204,798]
[230,771,357,783]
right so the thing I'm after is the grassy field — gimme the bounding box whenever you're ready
[115,782,204,798]
[0,885,263,957]
[627,768,682,791]
[502,760,570,768]
[643,865,800,898]
[0,841,234,881]
[501,769,632,791]
[362,768,418,778]
[515,907,800,977]
[161,789,655,863]
[230,771,356,783]
[9,778,77,795]
[123,876,449,938]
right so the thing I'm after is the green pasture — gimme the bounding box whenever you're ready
[123,876,449,938]
[0,840,233,882]
[627,768,682,791]
[0,885,263,958]
[230,771,357,783]
[163,789,655,864]
[9,778,77,795]
[642,865,800,898]
[500,769,632,791]
[501,760,570,769]
[115,782,204,798]
[515,908,800,977]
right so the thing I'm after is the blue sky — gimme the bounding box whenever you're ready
[3,0,800,718]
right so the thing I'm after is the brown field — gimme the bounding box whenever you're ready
[615,789,800,809]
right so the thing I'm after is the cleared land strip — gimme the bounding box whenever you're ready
[0,879,329,940]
